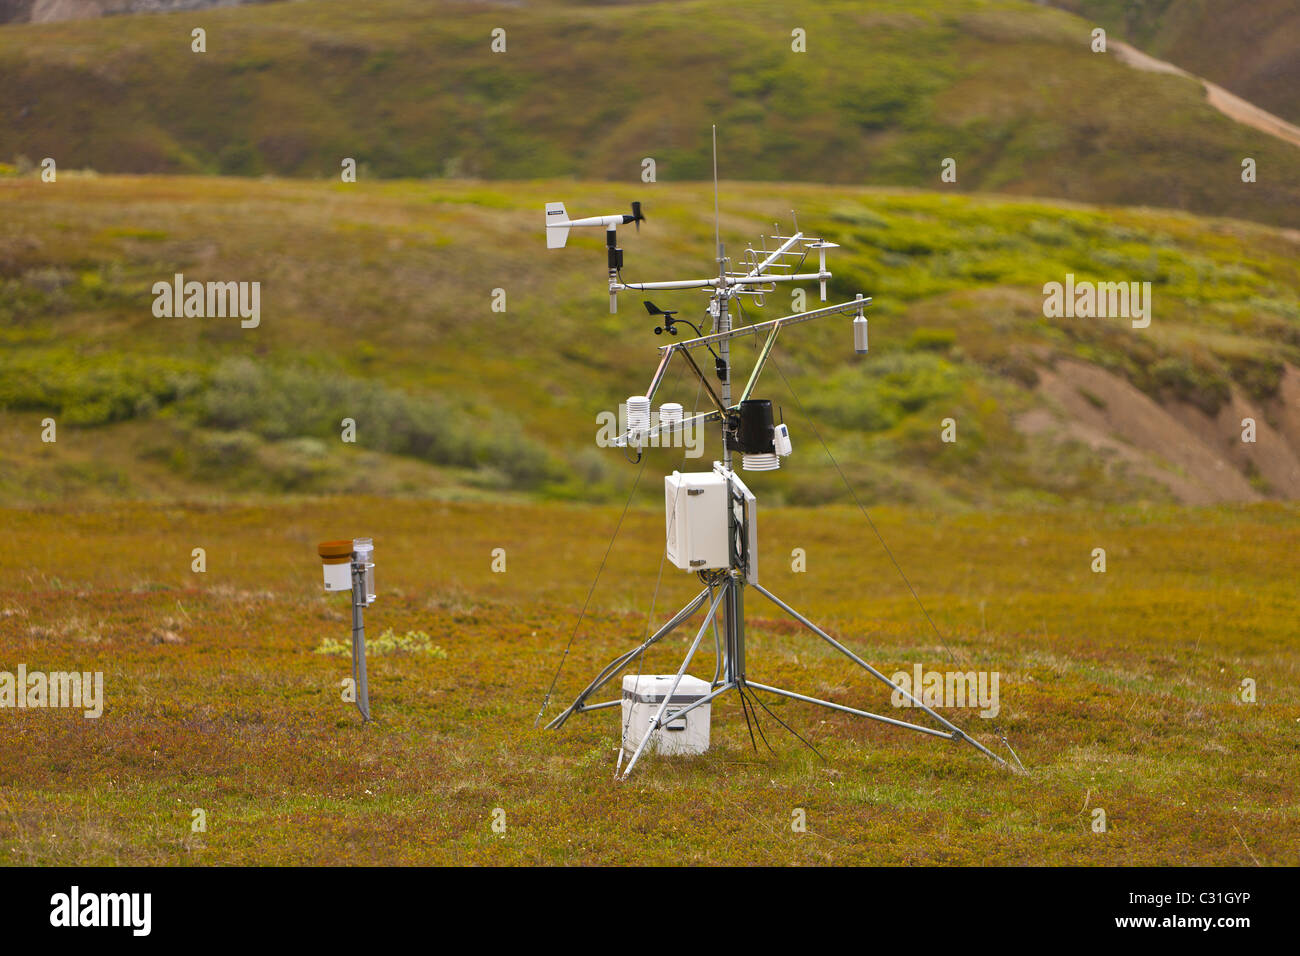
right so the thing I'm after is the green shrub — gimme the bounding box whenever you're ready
[199,358,559,488]
[1223,354,1284,403]
[195,429,261,468]
[806,352,965,432]
[0,348,202,425]
[907,328,956,352]
[1149,355,1231,415]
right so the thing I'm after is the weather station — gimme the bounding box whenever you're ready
[537,129,1018,779]
[318,537,376,722]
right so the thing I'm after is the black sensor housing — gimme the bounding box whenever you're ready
[726,399,775,454]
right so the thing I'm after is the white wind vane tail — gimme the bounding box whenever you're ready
[545,202,570,248]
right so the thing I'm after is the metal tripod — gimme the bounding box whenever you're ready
[546,285,1008,778]
[545,493,1007,777]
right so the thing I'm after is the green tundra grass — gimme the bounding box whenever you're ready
[0,498,1295,864]
[3,175,1299,508]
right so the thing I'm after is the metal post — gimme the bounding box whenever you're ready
[718,303,731,471]
[351,560,371,723]
[731,571,745,683]
[607,227,619,313]
[719,473,747,688]
[717,582,728,686]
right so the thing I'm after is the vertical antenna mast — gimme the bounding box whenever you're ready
[712,125,732,471]
[712,124,721,264]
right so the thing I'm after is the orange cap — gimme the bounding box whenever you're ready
[318,540,354,564]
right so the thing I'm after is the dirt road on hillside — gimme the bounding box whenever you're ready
[1112,40,1300,150]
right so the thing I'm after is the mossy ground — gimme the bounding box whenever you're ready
[1,498,1294,864]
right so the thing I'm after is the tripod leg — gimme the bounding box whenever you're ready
[545,586,713,730]
[751,583,1007,766]
[621,580,729,779]
[710,583,725,686]
[745,681,953,738]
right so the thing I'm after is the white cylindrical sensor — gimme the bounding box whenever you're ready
[742,452,779,471]
[318,540,354,592]
[353,536,376,605]
[659,402,683,433]
[853,314,869,353]
[627,395,651,442]
[626,395,651,428]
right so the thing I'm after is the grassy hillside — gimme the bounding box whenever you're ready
[0,0,281,25]
[1052,0,1300,125]
[2,174,1299,508]
[1,0,1298,228]
[2,498,1296,864]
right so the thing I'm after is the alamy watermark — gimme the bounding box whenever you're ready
[595,402,703,457]
[0,665,103,718]
[891,664,1000,718]
[1042,274,1151,329]
[50,886,150,936]
[152,272,260,328]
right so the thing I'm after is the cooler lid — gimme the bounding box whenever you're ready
[622,673,711,704]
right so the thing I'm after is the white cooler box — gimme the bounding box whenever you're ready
[621,674,712,757]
